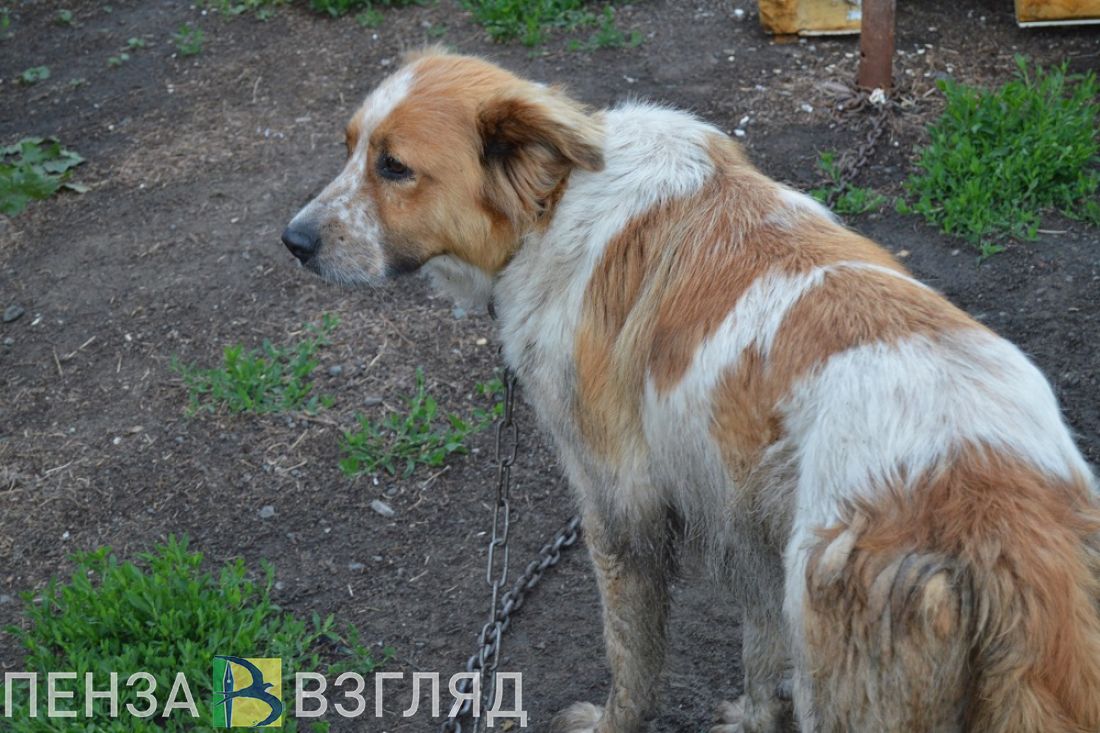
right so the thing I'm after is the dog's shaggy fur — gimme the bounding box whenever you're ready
[283,49,1100,732]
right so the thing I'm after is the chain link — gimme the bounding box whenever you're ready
[824,86,893,207]
[441,370,582,733]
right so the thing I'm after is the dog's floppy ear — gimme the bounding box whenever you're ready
[478,87,604,229]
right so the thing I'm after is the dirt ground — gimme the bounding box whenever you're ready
[1,0,1098,730]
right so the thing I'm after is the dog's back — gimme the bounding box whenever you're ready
[498,101,1100,731]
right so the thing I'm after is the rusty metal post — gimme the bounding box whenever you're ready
[858,0,896,90]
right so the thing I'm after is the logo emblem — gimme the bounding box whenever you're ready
[212,656,284,728]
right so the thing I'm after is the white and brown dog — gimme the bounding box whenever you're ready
[283,49,1100,732]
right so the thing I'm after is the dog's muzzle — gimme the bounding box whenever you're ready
[281,221,321,264]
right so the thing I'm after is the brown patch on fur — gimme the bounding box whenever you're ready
[803,447,1100,732]
[712,267,982,481]
[647,140,904,395]
[711,348,784,484]
[575,133,912,459]
[769,266,977,381]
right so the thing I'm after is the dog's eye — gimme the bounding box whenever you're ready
[378,153,413,182]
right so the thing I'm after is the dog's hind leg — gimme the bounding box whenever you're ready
[712,581,794,733]
[553,510,676,733]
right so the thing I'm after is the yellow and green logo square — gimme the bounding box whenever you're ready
[212,656,284,727]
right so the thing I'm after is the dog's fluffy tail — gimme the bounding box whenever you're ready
[803,458,1100,732]
[965,487,1100,733]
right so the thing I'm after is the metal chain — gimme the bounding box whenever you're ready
[824,86,894,207]
[441,370,582,733]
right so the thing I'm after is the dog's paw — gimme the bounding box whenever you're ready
[551,701,604,733]
[709,697,745,733]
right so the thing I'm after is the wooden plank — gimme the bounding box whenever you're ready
[758,0,862,36]
[1016,0,1100,23]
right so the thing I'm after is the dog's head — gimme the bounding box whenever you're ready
[282,48,604,301]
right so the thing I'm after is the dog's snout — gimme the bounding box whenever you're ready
[281,222,320,263]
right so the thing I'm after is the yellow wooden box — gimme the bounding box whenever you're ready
[758,0,862,36]
[1016,0,1100,25]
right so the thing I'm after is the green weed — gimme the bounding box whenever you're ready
[309,0,419,18]
[568,6,640,50]
[900,56,1099,257]
[340,370,503,478]
[203,0,288,18]
[109,37,146,65]
[18,65,49,84]
[311,0,371,16]
[809,151,888,216]
[355,8,384,26]
[171,314,339,415]
[1,536,387,732]
[462,0,605,45]
[55,9,74,25]
[173,24,205,56]
[1,7,11,38]
[0,137,86,216]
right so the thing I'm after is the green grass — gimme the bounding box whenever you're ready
[355,7,384,26]
[1,536,387,732]
[462,0,606,46]
[203,0,289,19]
[172,24,204,56]
[340,370,503,478]
[1,7,11,38]
[899,56,1099,259]
[309,0,419,18]
[55,9,74,25]
[0,137,86,216]
[809,151,888,216]
[566,6,641,51]
[171,314,338,415]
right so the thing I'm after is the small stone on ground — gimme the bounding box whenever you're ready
[370,499,395,518]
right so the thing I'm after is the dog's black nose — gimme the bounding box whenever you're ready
[281,222,320,263]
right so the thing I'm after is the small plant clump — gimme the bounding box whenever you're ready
[355,8,384,26]
[340,370,504,478]
[567,6,641,51]
[172,24,205,56]
[171,314,339,415]
[0,137,86,216]
[203,0,289,20]
[1,536,387,732]
[108,37,148,66]
[463,0,603,46]
[810,151,888,216]
[17,65,49,84]
[900,56,1099,259]
[310,0,418,18]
